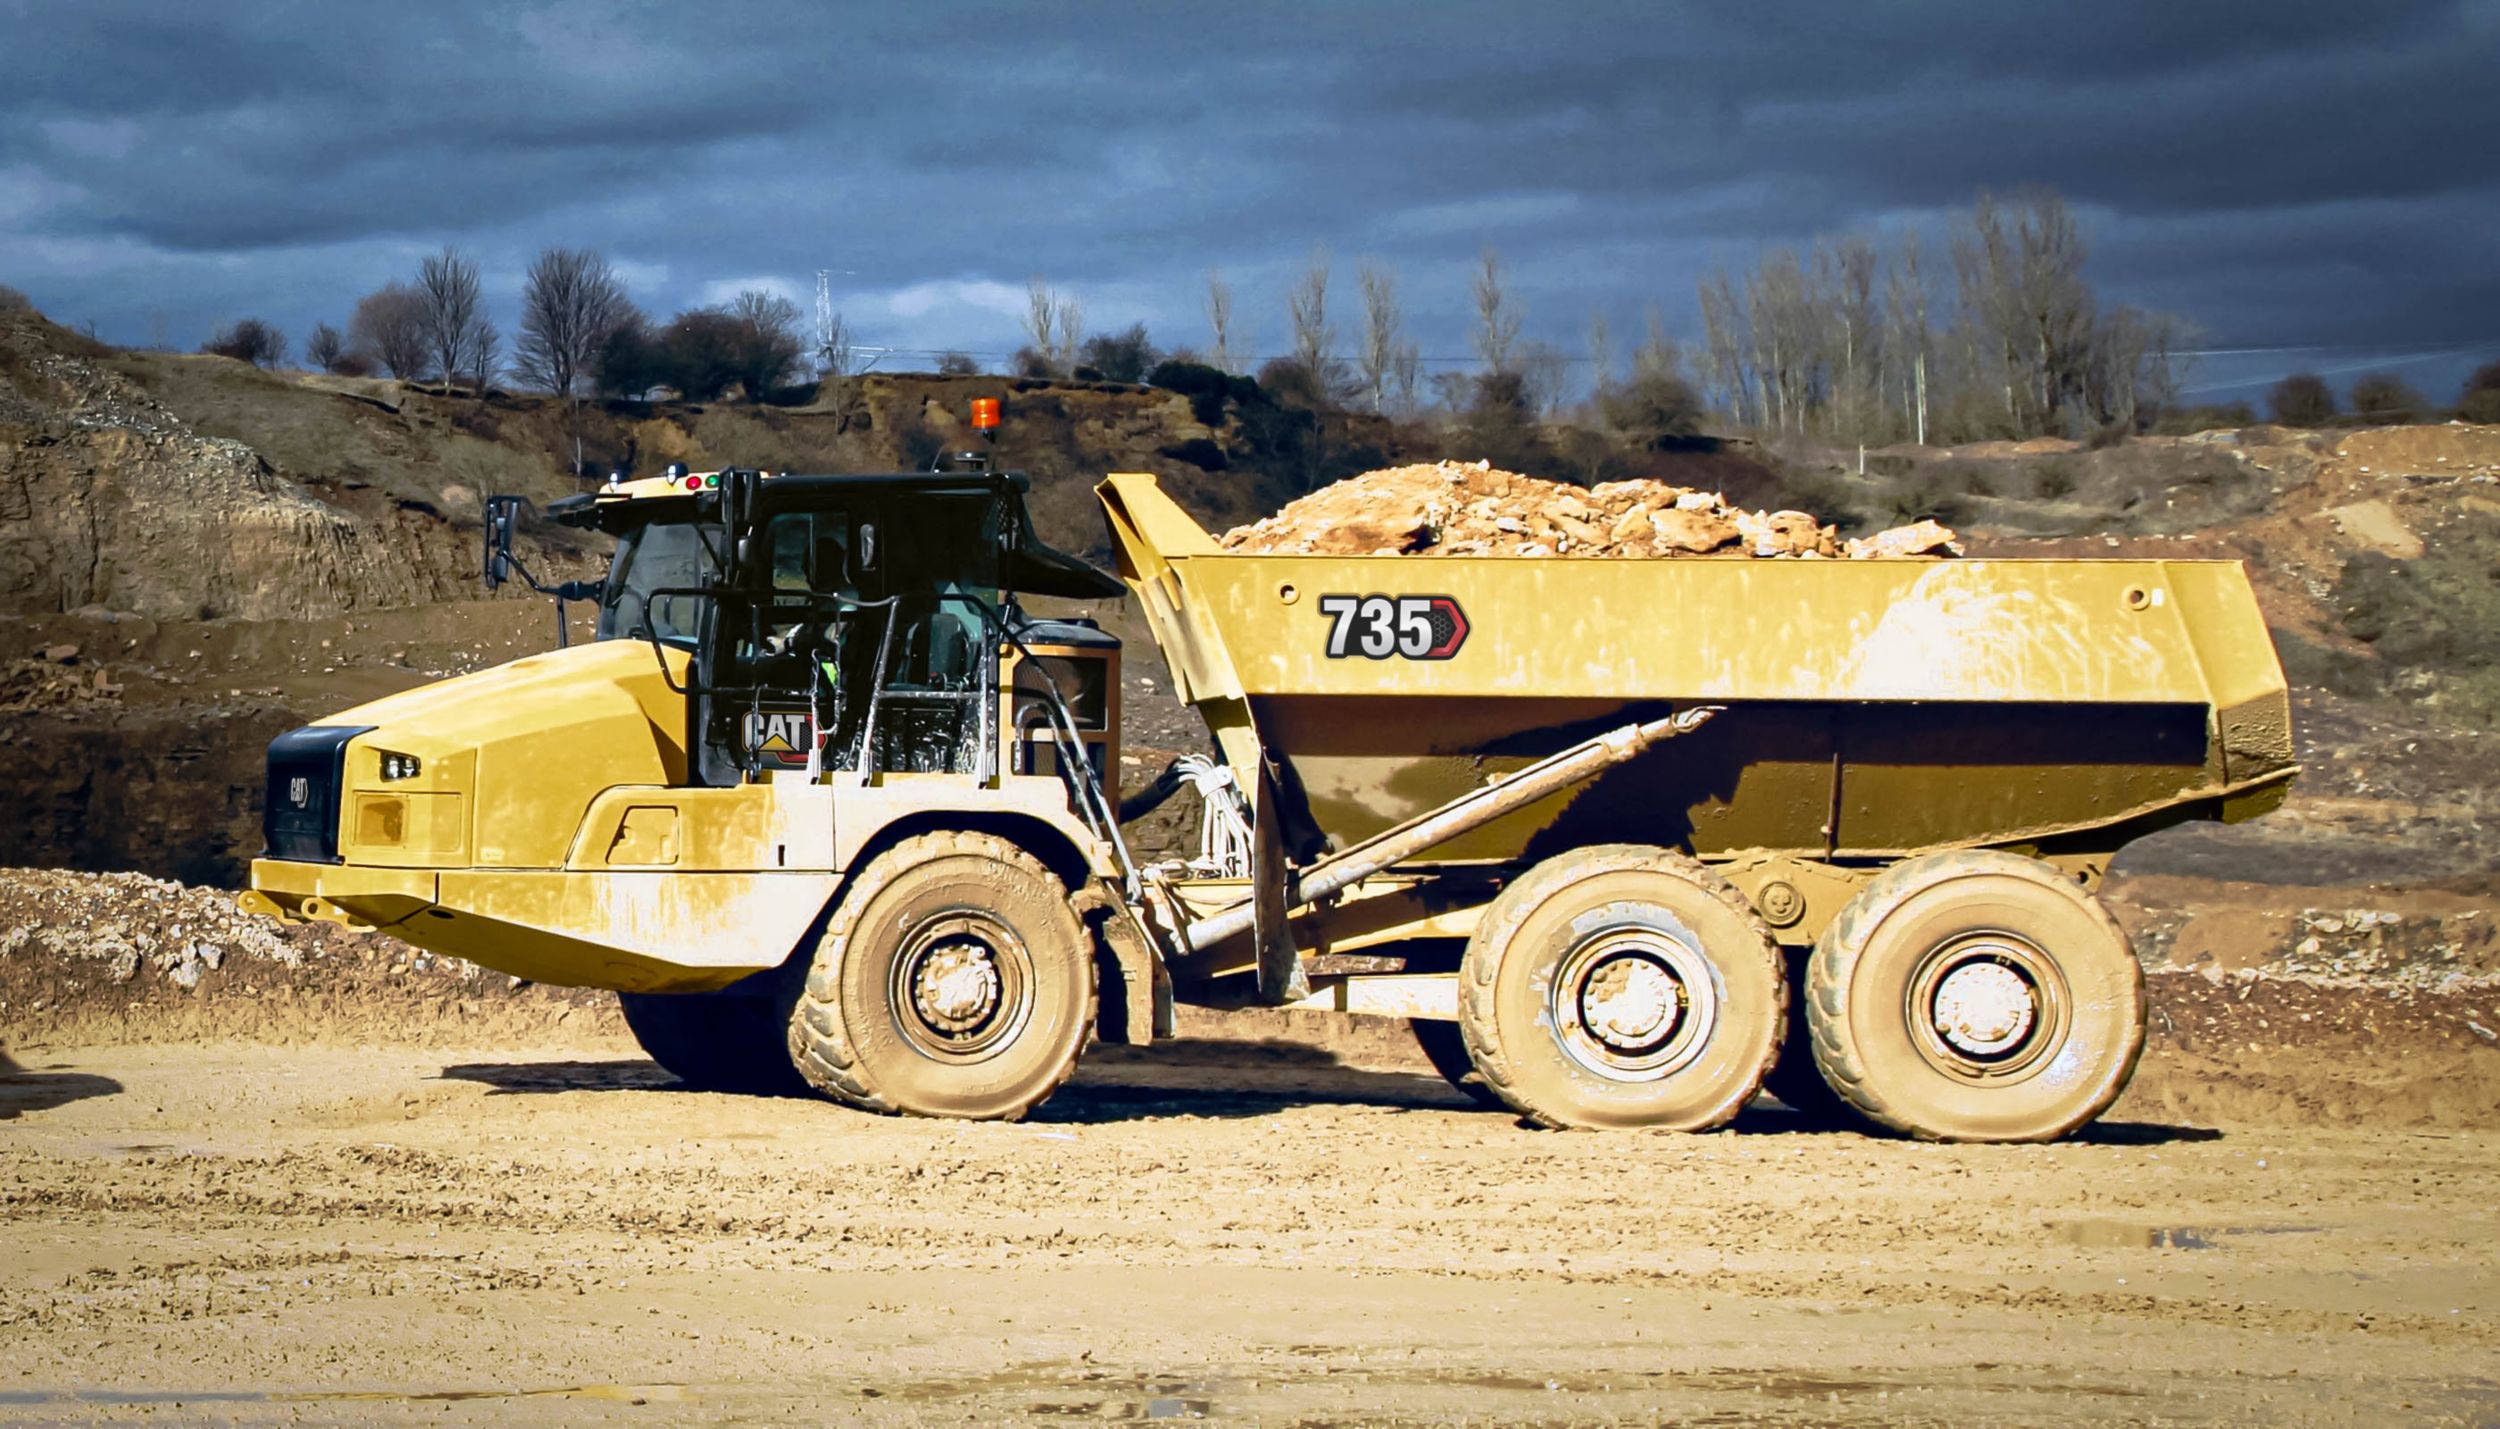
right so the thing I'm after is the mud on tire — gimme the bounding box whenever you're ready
[1807,849,2145,1143]
[788,831,1095,1121]
[1458,844,1784,1132]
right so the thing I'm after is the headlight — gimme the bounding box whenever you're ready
[378,751,423,781]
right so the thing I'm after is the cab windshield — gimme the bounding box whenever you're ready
[599,518,722,646]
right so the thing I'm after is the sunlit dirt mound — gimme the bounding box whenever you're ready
[0,868,616,1046]
[1219,459,1960,559]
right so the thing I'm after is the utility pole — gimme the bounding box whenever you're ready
[815,270,835,372]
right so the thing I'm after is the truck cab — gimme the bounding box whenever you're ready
[248,464,1163,1118]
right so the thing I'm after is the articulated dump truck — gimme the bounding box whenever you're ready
[245,462,2295,1140]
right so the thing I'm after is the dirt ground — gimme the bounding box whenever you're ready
[2,1028,2496,1426]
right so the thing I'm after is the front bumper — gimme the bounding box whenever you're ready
[244,859,438,931]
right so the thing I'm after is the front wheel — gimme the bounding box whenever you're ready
[1459,845,1784,1131]
[788,832,1095,1121]
[1807,850,2144,1142]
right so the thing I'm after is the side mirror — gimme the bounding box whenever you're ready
[483,495,524,590]
[856,521,879,578]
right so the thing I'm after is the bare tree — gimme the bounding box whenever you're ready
[1287,249,1335,387]
[304,322,346,373]
[1587,310,1615,402]
[350,282,431,381]
[1883,230,1932,444]
[1390,342,1422,421]
[1023,277,1083,378]
[515,248,628,396]
[725,289,804,399]
[516,247,631,470]
[1518,340,1569,418]
[1205,269,1237,374]
[1355,260,1402,414]
[461,317,500,406]
[416,246,485,394]
[1820,234,1879,444]
[1471,247,1521,375]
[817,308,870,429]
[1024,276,1060,374]
[1695,270,1746,424]
[1052,295,1083,375]
[1952,188,2095,433]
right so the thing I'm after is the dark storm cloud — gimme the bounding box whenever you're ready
[2,0,2494,389]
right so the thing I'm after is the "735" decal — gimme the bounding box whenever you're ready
[1319,595,1470,660]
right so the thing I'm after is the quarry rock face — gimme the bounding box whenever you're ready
[0,312,467,620]
[1219,459,1961,559]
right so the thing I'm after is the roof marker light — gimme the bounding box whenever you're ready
[970,397,1001,432]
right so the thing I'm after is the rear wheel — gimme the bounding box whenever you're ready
[618,987,807,1095]
[1410,1019,1504,1108]
[1459,845,1783,1132]
[1807,850,2144,1142]
[788,832,1094,1121]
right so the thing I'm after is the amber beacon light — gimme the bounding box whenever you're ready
[970,396,1001,433]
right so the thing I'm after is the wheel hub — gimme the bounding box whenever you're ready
[912,939,1003,1036]
[1549,911,1718,1083]
[1931,959,2036,1057]
[1580,955,1683,1051]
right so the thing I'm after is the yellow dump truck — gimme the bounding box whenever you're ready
[246,460,2294,1140]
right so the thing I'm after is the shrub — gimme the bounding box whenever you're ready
[2149,402,2257,436]
[0,283,30,313]
[1147,359,1260,427]
[2266,372,2335,427]
[1596,370,1705,451]
[201,317,287,367]
[1078,323,1157,384]
[2459,360,2500,425]
[2031,461,2080,500]
[935,351,981,376]
[1879,465,1986,527]
[2350,372,2427,424]
[593,318,667,399]
[1159,437,1227,471]
[657,309,744,401]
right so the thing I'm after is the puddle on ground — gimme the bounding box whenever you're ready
[2049,1219,2327,1250]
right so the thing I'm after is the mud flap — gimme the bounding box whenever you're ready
[1075,883,1174,1044]
[1252,766,1309,1006]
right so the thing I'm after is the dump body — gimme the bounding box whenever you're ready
[1099,472,2294,872]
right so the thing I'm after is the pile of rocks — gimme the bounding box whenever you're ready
[0,646,121,715]
[1220,460,1959,559]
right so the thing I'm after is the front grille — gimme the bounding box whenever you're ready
[261,725,371,863]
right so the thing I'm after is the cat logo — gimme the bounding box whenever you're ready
[287,776,310,808]
[742,710,816,766]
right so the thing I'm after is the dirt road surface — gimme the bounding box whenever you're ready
[4,1036,2497,1426]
